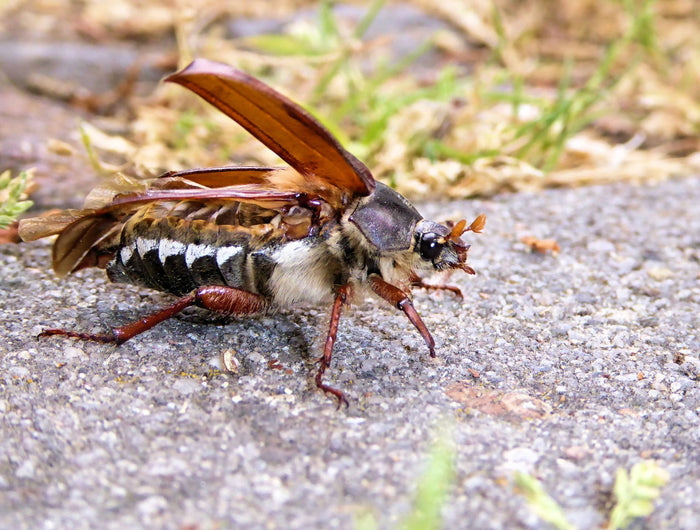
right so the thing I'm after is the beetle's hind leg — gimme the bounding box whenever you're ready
[39,285,268,345]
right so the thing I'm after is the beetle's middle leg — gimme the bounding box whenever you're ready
[39,285,267,345]
[315,285,351,409]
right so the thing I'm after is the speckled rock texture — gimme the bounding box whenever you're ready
[2,176,699,529]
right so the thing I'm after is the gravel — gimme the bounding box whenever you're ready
[1,175,699,529]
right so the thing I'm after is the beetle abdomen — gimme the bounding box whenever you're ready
[107,217,260,296]
[106,216,344,305]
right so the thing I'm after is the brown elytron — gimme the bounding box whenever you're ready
[19,59,485,406]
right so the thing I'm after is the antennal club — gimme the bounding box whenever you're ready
[448,214,486,242]
[468,214,486,234]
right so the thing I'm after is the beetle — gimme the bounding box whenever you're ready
[19,59,485,406]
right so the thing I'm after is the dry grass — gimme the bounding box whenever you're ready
[3,0,699,199]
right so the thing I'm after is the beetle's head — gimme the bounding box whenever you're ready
[413,216,485,274]
[348,182,485,274]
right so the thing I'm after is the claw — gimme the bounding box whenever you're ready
[317,381,349,409]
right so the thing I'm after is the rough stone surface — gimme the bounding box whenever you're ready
[2,175,699,529]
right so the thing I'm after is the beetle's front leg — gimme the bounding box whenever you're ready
[315,285,352,408]
[408,271,464,299]
[368,274,436,357]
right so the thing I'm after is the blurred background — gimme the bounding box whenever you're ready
[1,0,699,217]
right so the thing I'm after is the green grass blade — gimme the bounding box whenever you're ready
[514,472,576,530]
[400,435,456,530]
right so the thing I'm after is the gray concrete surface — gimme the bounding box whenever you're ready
[1,176,699,529]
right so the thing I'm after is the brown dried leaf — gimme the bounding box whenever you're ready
[445,382,552,420]
[521,236,561,255]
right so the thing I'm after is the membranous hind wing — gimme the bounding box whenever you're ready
[17,168,281,244]
[165,59,376,206]
[38,183,311,277]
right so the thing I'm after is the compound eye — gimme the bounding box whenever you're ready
[419,233,443,261]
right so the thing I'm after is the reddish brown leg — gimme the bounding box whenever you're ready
[39,285,267,345]
[368,274,436,357]
[408,271,464,299]
[315,285,351,409]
